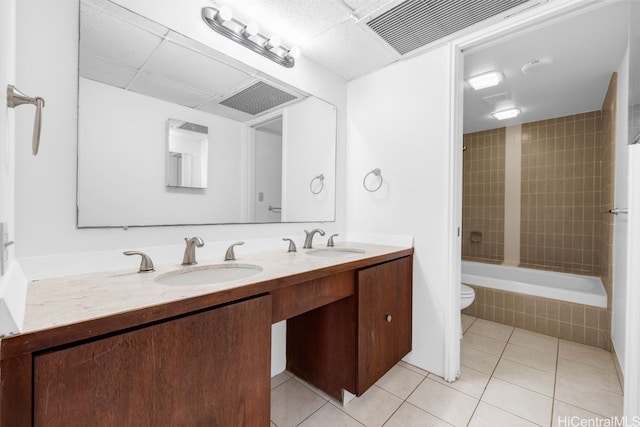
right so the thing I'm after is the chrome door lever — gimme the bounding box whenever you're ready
[7,85,45,155]
[609,208,628,215]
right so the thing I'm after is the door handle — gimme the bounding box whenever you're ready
[608,208,628,215]
[7,85,45,155]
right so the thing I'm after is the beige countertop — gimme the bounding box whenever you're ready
[22,242,412,336]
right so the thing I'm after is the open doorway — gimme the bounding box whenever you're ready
[458,0,629,380]
[251,116,283,223]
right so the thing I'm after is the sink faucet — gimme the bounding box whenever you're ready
[225,241,244,261]
[303,229,325,249]
[182,236,204,265]
[123,251,155,273]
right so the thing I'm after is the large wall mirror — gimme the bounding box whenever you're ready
[77,0,337,227]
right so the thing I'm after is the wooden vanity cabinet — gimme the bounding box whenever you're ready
[356,255,412,394]
[31,294,271,427]
[287,255,412,400]
[1,247,413,426]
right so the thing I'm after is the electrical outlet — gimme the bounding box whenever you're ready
[258,192,264,202]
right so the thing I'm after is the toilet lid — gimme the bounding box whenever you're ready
[461,284,475,296]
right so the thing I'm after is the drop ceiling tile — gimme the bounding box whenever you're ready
[302,20,399,80]
[80,0,164,69]
[91,0,168,36]
[128,73,212,108]
[142,39,254,96]
[79,53,138,88]
[342,0,396,18]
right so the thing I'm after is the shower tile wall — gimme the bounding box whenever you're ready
[462,128,505,263]
[520,111,602,276]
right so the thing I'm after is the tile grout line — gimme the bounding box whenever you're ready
[463,323,516,426]
[549,334,561,427]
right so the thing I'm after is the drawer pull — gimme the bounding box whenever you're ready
[386,314,392,322]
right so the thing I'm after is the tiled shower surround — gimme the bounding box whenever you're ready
[462,128,505,263]
[520,111,602,275]
[462,73,617,349]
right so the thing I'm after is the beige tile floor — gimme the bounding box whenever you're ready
[270,314,623,426]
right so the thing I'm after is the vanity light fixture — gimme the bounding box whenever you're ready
[466,71,503,90]
[202,6,299,68]
[491,108,521,120]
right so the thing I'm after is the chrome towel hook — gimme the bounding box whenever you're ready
[310,174,325,195]
[7,85,45,155]
[363,168,383,192]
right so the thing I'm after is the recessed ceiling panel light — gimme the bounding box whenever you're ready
[491,108,521,120]
[466,71,503,90]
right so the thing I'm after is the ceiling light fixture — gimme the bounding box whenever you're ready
[241,22,259,38]
[202,6,298,68]
[491,108,521,120]
[466,71,503,90]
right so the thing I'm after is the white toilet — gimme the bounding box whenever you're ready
[460,284,475,310]
[460,284,475,338]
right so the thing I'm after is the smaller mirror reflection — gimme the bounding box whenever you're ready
[166,119,208,189]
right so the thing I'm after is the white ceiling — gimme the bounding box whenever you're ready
[83,0,631,132]
[463,1,629,133]
[222,0,630,133]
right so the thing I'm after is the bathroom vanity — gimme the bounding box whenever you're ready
[0,243,412,426]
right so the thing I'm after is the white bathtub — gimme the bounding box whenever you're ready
[461,261,607,308]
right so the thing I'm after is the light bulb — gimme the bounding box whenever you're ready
[287,46,301,59]
[216,6,233,23]
[265,35,281,50]
[242,22,259,37]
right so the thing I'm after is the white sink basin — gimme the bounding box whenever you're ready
[155,264,262,286]
[306,248,365,258]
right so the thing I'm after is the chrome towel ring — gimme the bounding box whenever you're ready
[7,85,45,155]
[363,168,383,192]
[310,174,325,194]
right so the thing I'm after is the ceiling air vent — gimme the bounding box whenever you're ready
[219,81,298,115]
[367,0,532,55]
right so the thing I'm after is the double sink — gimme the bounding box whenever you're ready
[155,247,365,286]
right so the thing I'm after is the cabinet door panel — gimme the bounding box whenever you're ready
[357,256,412,394]
[33,295,271,426]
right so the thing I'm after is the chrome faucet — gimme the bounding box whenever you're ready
[283,238,297,253]
[182,236,204,265]
[303,229,325,249]
[224,241,244,261]
[123,251,155,273]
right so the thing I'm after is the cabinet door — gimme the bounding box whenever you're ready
[33,295,271,426]
[357,256,412,394]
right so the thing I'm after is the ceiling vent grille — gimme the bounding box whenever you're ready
[177,122,208,133]
[367,0,532,55]
[219,81,297,115]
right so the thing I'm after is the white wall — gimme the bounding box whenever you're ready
[0,0,15,252]
[15,0,346,264]
[0,0,27,336]
[347,45,454,376]
[283,97,336,222]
